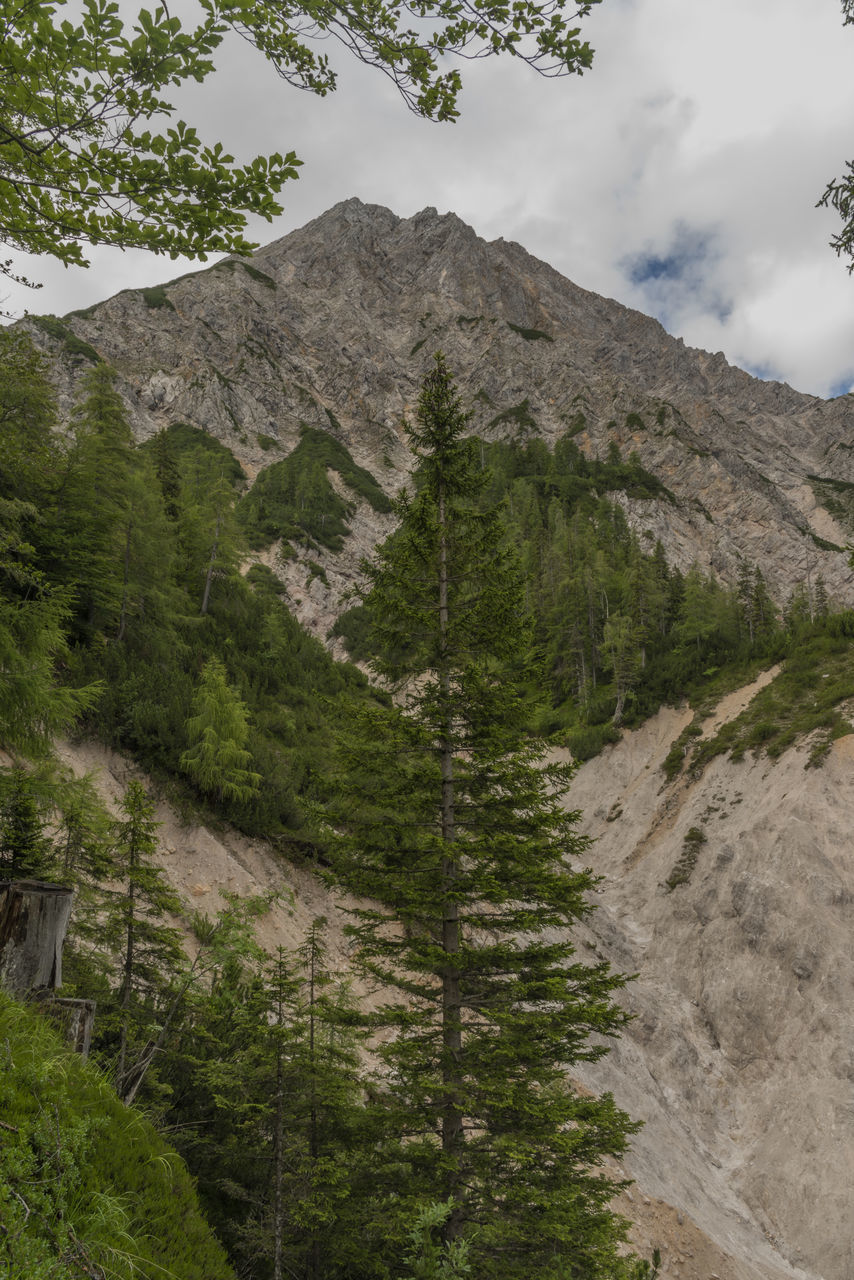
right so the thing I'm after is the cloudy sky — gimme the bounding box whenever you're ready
[6,0,854,397]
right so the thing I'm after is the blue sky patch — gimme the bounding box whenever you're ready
[621,224,731,330]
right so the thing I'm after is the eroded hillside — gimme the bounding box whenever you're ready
[58,664,854,1280]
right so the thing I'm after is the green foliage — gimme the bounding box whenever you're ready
[238,424,392,551]
[181,658,262,804]
[0,990,235,1280]
[506,321,554,342]
[0,768,57,879]
[0,338,101,759]
[0,0,601,292]
[807,474,854,538]
[101,781,186,1102]
[27,314,101,363]
[488,398,538,431]
[158,917,385,1280]
[0,586,99,759]
[404,1201,473,1278]
[689,614,854,772]
[0,330,383,846]
[143,420,245,489]
[139,285,175,310]
[256,432,279,451]
[56,364,177,645]
[663,718,703,782]
[240,262,278,289]
[327,356,639,1279]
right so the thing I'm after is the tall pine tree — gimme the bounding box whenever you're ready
[328,355,641,1279]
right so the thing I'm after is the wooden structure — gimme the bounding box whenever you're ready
[0,879,97,1057]
[45,996,97,1057]
[0,879,74,997]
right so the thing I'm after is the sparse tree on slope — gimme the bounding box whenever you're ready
[104,779,184,1102]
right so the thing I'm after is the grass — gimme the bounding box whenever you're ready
[28,314,101,364]
[142,421,245,489]
[140,285,175,311]
[488,399,538,431]
[0,990,235,1280]
[239,262,277,289]
[238,424,392,553]
[686,618,854,773]
[665,826,707,891]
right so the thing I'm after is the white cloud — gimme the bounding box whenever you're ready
[3,0,854,397]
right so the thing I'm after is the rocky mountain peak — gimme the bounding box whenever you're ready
[27,198,854,617]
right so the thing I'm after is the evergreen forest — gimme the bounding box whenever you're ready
[2,330,852,1279]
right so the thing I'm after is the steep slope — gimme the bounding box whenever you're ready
[567,680,854,1280]
[57,664,854,1280]
[0,988,236,1279]
[28,198,854,624]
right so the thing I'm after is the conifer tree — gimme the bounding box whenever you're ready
[103,780,184,1102]
[0,768,56,879]
[60,365,173,642]
[0,334,97,763]
[175,453,244,615]
[328,355,639,1279]
[180,658,261,805]
[602,611,641,725]
[166,917,380,1280]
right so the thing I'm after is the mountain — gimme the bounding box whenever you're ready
[24,200,854,1280]
[31,197,854,635]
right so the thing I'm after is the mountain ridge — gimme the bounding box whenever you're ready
[27,198,854,621]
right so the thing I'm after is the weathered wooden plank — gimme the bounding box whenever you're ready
[45,997,97,1058]
[0,880,74,997]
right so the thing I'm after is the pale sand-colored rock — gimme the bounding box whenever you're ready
[54,739,372,1004]
[567,698,853,1280]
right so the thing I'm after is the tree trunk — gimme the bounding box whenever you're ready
[0,880,74,998]
[116,512,133,642]
[201,509,222,615]
[45,997,97,1058]
[116,855,137,1091]
[273,964,285,1280]
[308,943,320,1280]
[438,484,464,1243]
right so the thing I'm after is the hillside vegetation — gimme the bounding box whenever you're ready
[0,990,235,1280]
[335,425,850,761]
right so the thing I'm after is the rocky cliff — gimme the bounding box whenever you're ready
[29,198,854,632]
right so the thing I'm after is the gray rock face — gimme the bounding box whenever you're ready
[31,197,854,619]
